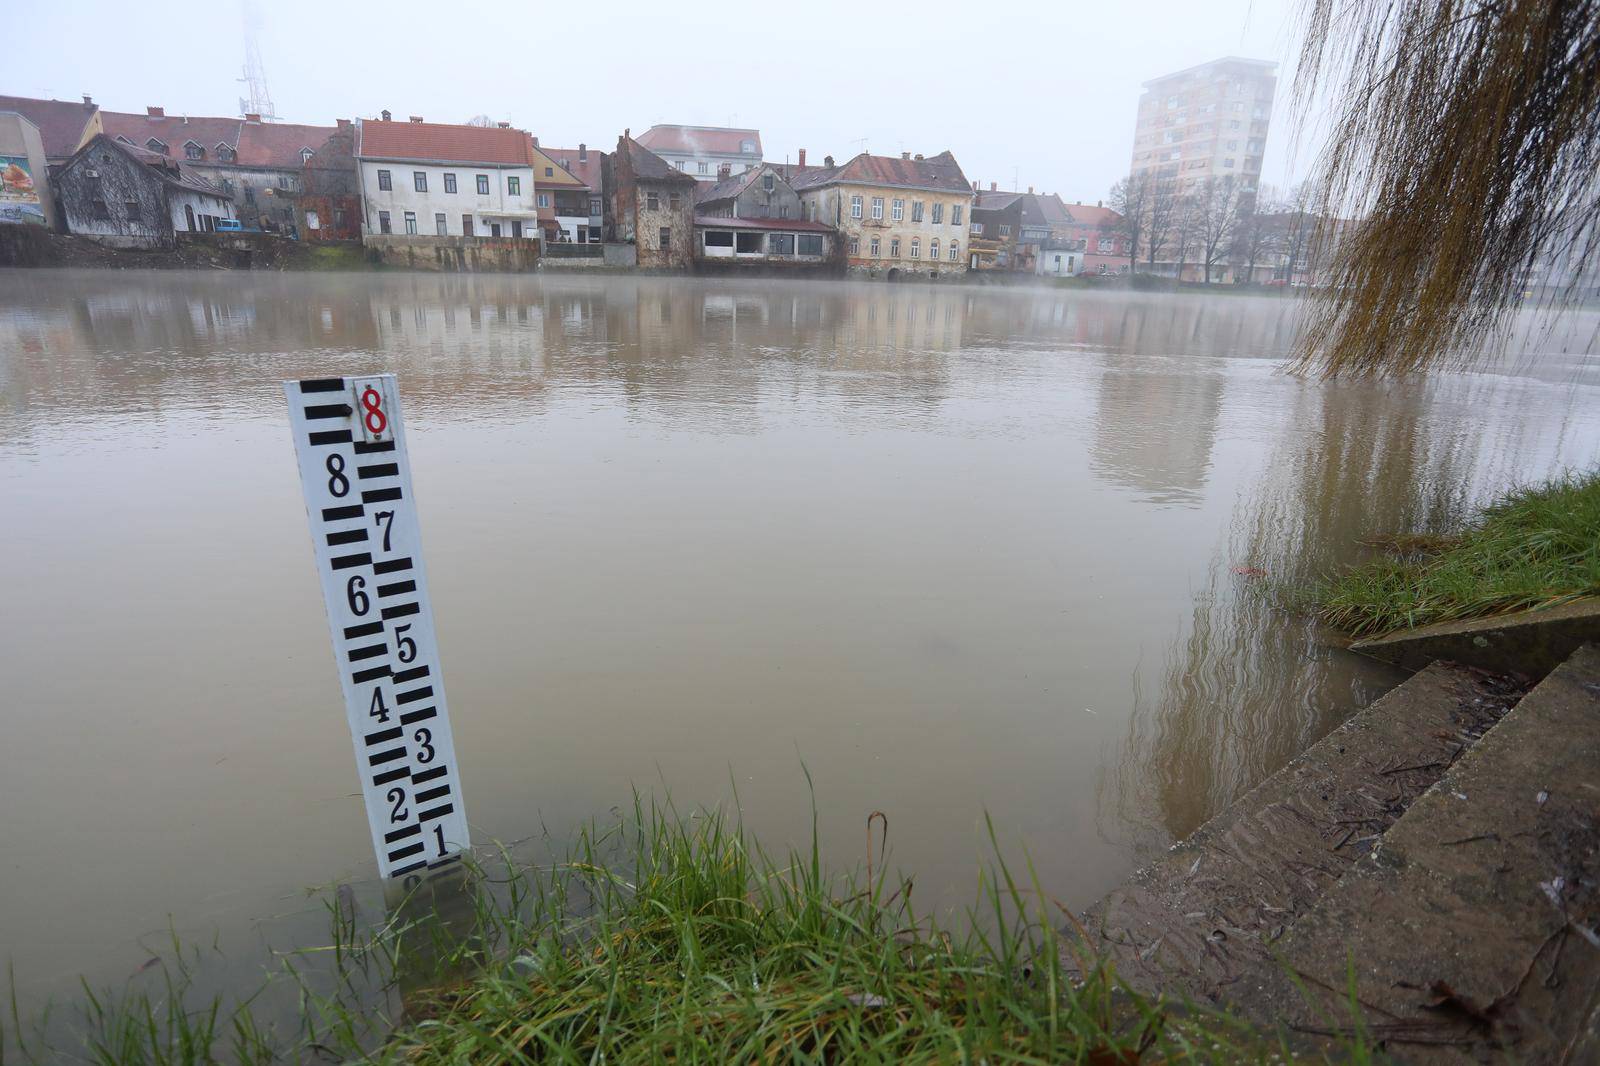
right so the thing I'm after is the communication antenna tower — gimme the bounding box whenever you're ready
[238,3,280,121]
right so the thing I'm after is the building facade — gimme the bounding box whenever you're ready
[529,141,593,242]
[542,143,605,244]
[635,124,762,181]
[355,115,539,240]
[1058,201,1128,274]
[292,123,361,241]
[1130,56,1275,196]
[56,134,234,247]
[603,133,696,270]
[783,150,973,279]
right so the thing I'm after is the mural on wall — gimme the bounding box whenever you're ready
[1,155,46,225]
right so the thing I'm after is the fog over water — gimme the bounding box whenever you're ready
[2,269,1598,1009]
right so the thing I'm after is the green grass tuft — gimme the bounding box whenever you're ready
[1312,470,1600,638]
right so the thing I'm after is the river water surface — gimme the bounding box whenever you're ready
[3,270,1598,1011]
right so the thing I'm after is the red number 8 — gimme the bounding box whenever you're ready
[360,387,387,435]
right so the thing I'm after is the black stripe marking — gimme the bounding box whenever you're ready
[384,823,422,844]
[415,784,451,804]
[331,553,372,570]
[299,378,346,393]
[412,765,448,784]
[387,842,425,861]
[369,746,407,766]
[347,642,387,662]
[373,557,413,575]
[304,403,352,420]
[364,726,403,745]
[417,803,454,822]
[378,580,416,598]
[392,665,430,684]
[322,504,364,521]
[372,766,409,785]
[352,665,390,684]
[361,487,403,503]
[358,463,399,480]
[392,859,427,875]
[354,440,396,455]
[381,602,419,620]
[326,528,368,546]
[399,706,437,726]
[396,686,433,705]
[308,429,353,446]
[344,621,384,639]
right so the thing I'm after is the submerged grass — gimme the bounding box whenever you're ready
[1312,470,1600,638]
[7,792,1373,1064]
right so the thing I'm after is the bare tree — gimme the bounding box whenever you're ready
[1171,186,1203,281]
[1145,175,1178,274]
[1192,176,1248,284]
[1108,175,1146,274]
[1230,186,1282,285]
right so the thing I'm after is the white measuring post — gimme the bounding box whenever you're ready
[284,374,470,881]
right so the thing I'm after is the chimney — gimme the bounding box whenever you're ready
[381,110,392,121]
[1027,185,1034,194]
[972,180,979,191]
[147,106,164,117]
[823,154,834,166]
[914,153,924,161]
[529,132,536,141]
[901,151,910,160]
[336,118,351,128]
[1097,199,1103,208]
[990,181,997,191]
[408,115,424,123]
[578,143,587,161]
[797,148,806,167]
[499,121,511,129]
[82,94,94,108]
[245,113,261,124]
[717,162,731,180]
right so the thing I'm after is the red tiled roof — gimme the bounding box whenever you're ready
[637,124,761,157]
[356,119,535,165]
[0,94,98,160]
[100,111,244,157]
[543,146,602,190]
[693,215,834,232]
[234,120,337,168]
[1063,202,1122,227]
[790,151,972,195]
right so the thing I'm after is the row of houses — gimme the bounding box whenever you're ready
[1,93,1130,279]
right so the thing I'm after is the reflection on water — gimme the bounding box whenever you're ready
[2,270,1598,1016]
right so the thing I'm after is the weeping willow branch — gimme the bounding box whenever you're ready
[1291,0,1600,376]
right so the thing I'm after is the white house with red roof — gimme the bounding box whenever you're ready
[634,124,761,182]
[354,113,539,241]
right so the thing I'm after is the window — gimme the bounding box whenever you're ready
[951,205,963,226]
[147,138,166,154]
[674,160,685,170]
[768,233,795,255]
[929,238,939,259]
[590,197,601,215]
[404,211,418,234]
[870,235,881,256]
[971,222,984,235]
[762,173,775,192]
[217,145,235,162]
[476,174,490,195]
[301,148,314,164]
[669,191,681,210]
[778,204,789,218]
[277,174,289,189]
[949,240,958,262]
[444,173,457,193]
[890,236,900,257]
[507,176,521,195]
[90,199,110,220]
[932,203,943,224]
[741,139,756,152]
[462,214,474,236]
[849,235,860,254]
[910,237,920,258]
[659,226,671,250]
[871,197,884,220]
[414,171,428,192]
[377,170,392,191]
[1227,140,1238,151]
[698,162,709,175]
[736,232,763,253]
[999,224,1011,237]
[891,198,904,221]
[537,193,550,208]
[1223,158,1235,168]
[1099,238,1115,252]
[1229,120,1241,130]
[435,212,448,235]
[544,166,554,177]
[798,233,824,256]
[850,195,862,218]
[185,143,203,160]
[1167,94,1180,107]
[378,210,392,233]
[911,200,924,222]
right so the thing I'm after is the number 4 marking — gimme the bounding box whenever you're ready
[370,688,390,722]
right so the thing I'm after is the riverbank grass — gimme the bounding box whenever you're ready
[1313,471,1600,638]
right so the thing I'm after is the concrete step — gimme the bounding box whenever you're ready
[1238,643,1600,1062]
[1071,661,1524,1002]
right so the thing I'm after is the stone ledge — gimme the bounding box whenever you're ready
[1351,597,1600,679]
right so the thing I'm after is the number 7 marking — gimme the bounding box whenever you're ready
[374,510,395,552]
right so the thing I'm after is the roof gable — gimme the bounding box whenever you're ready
[619,136,697,184]
[0,94,99,159]
[67,134,232,200]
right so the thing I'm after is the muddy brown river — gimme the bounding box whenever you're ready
[2,269,1598,1013]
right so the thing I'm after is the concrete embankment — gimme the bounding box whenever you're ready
[1073,601,1600,1061]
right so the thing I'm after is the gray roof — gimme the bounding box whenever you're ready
[619,135,697,184]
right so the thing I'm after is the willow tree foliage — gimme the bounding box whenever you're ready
[1292,0,1600,376]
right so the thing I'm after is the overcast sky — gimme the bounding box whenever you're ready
[11,0,1319,202]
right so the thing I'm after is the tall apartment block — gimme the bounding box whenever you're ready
[1130,57,1276,193]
